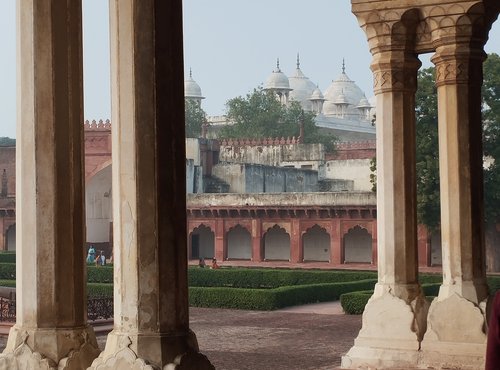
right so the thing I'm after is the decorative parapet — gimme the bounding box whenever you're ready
[336,140,375,151]
[219,137,300,147]
[84,119,111,131]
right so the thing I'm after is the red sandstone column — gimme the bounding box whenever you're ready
[371,220,377,265]
[0,222,4,251]
[251,219,263,262]
[330,219,341,265]
[417,225,430,267]
[215,219,225,261]
[290,219,302,263]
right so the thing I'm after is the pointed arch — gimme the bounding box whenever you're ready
[263,224,290,261]
[302,224,330,262]
[227,224,252,260]
[343,225,372,263]
[190,224,215,260]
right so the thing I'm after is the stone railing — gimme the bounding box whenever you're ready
[0,297,114,323]
[220,137,301,147]
[84,119,111,131]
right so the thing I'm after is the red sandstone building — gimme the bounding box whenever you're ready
[0,120,448,269]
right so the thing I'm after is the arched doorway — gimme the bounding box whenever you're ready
[85,164,112,247]
[430,230,442,266]
[227,225,251,260]
[6,224,15,251]
[303,225,330,262]
[264,225,290,261]
[190,225,215,260]
[343,225,372,263]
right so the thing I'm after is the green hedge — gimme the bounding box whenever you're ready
[87,266,113,283]
[0,253,16,264]
[88,283,113,297]
[340,290,372,314]
[340,283,444,315]
[189,279,377,310]
[0,264,15,280]
[188,268,377,289]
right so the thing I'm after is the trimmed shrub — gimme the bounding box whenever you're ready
[188,268,377,289]
[87,266,113,283]
[0,253,16,264]
[189,279,377,310]
[0,264,15,280]
[87,283,113,297]
[340,291,372,314]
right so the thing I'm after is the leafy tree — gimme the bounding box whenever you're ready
[483,53,500,223]
[0,137,15,147]
[415,67,440,229]
[370,54,500,228]
[185,99,207,138]
[220,87,337,152]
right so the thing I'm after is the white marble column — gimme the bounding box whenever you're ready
[342,51,429,368]
[0,1,100,369]
[421,44,489,367]
[89,1,213,369]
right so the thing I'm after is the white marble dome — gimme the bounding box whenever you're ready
[288,62,316,110]
[185,70,204,99]
[322,70,365,118]
[264,60,291,91]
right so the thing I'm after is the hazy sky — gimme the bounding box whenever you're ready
[1,0,499,138]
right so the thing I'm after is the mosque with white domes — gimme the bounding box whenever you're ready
[185,55,376,142]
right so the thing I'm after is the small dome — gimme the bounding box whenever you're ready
[264,59,291,91]
[357,95,371,109]
[184,69,205,99]
[335,91,348,105]
[309,86,324,101]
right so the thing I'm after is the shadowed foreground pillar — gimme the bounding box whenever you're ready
[89,1,213,369]
[0,1,100,369]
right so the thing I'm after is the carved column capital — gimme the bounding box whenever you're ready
[431,46,485,87]
[371,53,421,94]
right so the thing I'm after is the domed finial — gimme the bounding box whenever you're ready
[276,58,281,72]
[342,58,346,74]
[296,53,300,69]
[189,67,192,79]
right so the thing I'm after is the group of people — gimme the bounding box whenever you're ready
[198,257,219,269]
[86,246,107,266]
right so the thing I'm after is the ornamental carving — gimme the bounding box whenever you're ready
[434,59,483,86]
[372,69,417,93]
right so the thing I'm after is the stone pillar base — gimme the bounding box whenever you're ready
[341,288,429,369]
[420,293,486,369]
[89,330,214,370]
[0,324,99,370]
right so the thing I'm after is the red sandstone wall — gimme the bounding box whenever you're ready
[0,147,16,197]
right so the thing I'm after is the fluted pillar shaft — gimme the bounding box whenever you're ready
[421,44,489,363]
[89,1,212,369]
[342,50,428,368]
[0,1,99,368]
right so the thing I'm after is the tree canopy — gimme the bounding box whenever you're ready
[0,137,15,147]
[220,87,337,152]
[370,53,500,228]
[185,99,207,138]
